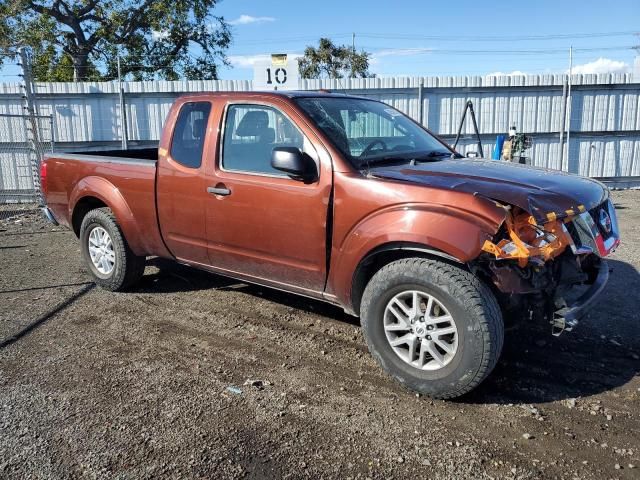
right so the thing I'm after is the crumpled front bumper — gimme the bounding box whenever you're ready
[551,259,609,334]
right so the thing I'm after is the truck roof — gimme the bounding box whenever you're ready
[178,90,370,101]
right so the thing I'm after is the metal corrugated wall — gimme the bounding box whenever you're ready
[0,75,638,178]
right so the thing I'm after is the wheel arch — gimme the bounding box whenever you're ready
[329,203,502,314]
[69,176,146,255]
[350,242,465,316]
[71,196,108,236]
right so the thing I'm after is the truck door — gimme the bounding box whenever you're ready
[204,101,331,294]
[157,100,212,264]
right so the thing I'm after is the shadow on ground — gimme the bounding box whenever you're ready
[138,257,357,326]
[466,258,640,405]
[0,284,95,349]
[9,255,633,403]
[132,257,639,405]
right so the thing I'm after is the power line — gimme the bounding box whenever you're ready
[231,33,352,46]
[356,30,639,42]
[358,45,636,57]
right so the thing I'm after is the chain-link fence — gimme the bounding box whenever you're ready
[0,113,54,222]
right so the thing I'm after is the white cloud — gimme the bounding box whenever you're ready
[229,14,275,26]
[228,53,301,68]
[486,59,630,78]
[570,58,630,75]
[370,47,432,65]
[227,54,271,68]
[486,70,527,77]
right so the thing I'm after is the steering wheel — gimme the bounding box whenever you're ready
[359,139,388,158]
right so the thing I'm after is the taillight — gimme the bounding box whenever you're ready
[40,161,47,197]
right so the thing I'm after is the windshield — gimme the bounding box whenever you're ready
[295,97,458,168]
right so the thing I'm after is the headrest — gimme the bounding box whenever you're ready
[192,118,205,139]
[236,111,270,136]
[260,127,275,143]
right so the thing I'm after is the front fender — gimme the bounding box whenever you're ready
[69,176,147,255]
[328,202,504,308]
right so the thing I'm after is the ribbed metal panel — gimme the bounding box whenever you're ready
[0,74,638,179]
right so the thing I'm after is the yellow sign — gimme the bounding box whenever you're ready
[271,54,287,66]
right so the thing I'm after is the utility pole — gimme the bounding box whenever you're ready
[351,32,356,79]
[117,55,129,150]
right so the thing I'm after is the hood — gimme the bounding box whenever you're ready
[370,159,608,224]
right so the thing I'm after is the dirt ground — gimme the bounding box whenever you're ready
[1,191,638,480]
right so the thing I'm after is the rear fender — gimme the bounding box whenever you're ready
[69,176,147,255]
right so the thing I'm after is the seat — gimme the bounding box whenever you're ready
[225,110,277,173]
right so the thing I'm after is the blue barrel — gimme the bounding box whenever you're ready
[493,135,506,160]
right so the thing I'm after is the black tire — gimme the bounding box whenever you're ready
[360,258,504,399]
[79,207,146,291]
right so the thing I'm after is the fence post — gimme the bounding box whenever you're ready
[49,115,55,153]
[117,55,129,150]
[559,77,567,170]
[565,46,573,173]
[417,78,424,125]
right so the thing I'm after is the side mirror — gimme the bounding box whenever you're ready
[271,147,318,182]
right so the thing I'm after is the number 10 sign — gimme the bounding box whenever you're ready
[253,54,299,91]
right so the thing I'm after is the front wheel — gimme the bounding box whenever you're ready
[360,258,504,399]
[80,207,146,291]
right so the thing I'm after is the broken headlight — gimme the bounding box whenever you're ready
[482,208,573,267]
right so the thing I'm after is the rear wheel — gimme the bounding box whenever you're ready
[80,207,146,291]
[360,258,504,399]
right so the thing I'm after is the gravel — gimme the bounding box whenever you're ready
[1,190,639,479]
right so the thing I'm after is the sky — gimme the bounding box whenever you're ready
[2,0,639,81]
[214,0,639,79]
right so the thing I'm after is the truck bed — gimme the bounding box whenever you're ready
[43,148,168,258]
[71,147,158,161]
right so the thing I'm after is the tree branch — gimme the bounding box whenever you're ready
[121,0,155,38]
[29,1,87,46]
[77,0,99,17]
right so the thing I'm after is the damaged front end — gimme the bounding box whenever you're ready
[473,199,620,335]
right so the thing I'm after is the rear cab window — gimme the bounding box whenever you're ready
[170,102,212,168]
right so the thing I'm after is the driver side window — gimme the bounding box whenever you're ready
[222,104,305,175]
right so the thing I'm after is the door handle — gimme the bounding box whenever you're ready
[207,185,231,196]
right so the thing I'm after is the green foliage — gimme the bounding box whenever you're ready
[0,0,232,81]
[299,38,372,79]
[512,133,533,156]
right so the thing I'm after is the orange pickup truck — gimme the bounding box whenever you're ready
[41,91,620,398]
